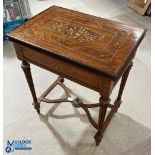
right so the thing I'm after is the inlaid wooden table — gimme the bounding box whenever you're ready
[8,6,146,146]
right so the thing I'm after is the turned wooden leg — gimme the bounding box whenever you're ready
[94,96,110,146]
[115,62,133,113]
[21,61,40,113]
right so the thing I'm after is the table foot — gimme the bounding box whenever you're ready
[94,133,103,146]
[33,102,40,114]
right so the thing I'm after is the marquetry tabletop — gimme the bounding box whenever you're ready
[8,6,146,79]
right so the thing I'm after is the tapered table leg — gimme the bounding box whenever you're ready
[94,96,110,146]
[114,62,133,113]
[21,61,40,113]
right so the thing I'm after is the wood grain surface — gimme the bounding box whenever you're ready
[8,5,146,79]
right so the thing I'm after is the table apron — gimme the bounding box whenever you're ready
[14,42,115,93]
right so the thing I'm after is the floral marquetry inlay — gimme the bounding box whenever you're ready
[49,21,105,42]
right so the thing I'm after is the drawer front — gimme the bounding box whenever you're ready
[14,43,102,91]
[21,45,70,76]
[69,65,101,90]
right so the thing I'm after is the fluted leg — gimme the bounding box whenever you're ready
[94,97,110,146]
[21,61,40,113]
[115,62,133,113]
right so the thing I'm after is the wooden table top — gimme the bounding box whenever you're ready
[8,6,146,79]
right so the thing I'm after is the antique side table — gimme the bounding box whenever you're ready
[8,6,146,146]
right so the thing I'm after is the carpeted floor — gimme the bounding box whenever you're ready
[3,0,151,154]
